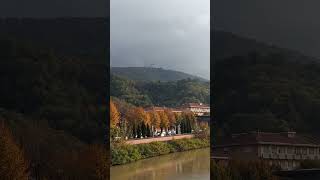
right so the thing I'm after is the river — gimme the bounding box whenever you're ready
[110,148,210,180]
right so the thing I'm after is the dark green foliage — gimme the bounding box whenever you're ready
[0,20,108,179]
[111,67,208,82]
[0,39,106,143]
[0,18,111,180]
[110,75,152,107]
[137,125,141,138]
[111,138,209,165]
[300,160,320,169]
[211,160,280,180]
[111,75,210,107]
[214,51,320,137]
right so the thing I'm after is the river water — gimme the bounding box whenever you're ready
[110,148,210,180]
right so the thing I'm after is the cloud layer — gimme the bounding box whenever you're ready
[214,0,320,59]
[0,0,107,17]
[111,0,210,79]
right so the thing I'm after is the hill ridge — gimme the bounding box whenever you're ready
[111,67,208,82]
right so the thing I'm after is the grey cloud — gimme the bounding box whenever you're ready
[0,0,107,17]
[111,0,210,79]
[214,0,320,59]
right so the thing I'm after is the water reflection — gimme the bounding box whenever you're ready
[110,148,210,180]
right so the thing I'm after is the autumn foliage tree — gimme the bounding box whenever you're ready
[110,100,121,139]
[165,110,176,130]
[0,121,29,180]
[158,111,169,133]
[134,107,149,138]
[148,110,160,136]
[110,100,120,128]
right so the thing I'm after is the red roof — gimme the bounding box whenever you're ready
[215,132,320,147]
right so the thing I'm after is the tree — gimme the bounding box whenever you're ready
[149,111,160,128]
[165,110,176,130]
[148,111,161,136]
[110,100,120,128]
[158,111,169,133]
[124,108,138,138]
[0,121,29,180]
[174,113,183,134]
[110,100,121,139]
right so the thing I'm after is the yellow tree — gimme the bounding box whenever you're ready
[135,107,148,124]
[0,121,29,180]
[124,108,137,138]
[165,110,176,129]
[148,111,160,137]
[158,111,169,133]
[110,100,120,129]
[135,107,149,138]
[124,107,147,138]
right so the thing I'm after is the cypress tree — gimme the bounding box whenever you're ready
[137,124,141,138]
[141,123,146,137]
[146,124,151,137]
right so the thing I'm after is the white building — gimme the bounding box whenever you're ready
[183,103,210,116]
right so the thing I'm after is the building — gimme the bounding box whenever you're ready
[183,103,210,116]
[144,106,167,112]
[144,106,183,113]
[212,132,320,170]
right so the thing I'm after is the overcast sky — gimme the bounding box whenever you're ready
[111,0,210,79]
[214,0,320,59]
[0,0,107,17]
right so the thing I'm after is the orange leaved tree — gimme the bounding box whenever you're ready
[158,111,169,133]
[0,121,29,180]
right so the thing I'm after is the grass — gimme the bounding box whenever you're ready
[111,138,209,165]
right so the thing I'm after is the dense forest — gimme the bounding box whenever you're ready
[111,67,208,82]
[214,51,320,138]
[0,39,107,143]
[0,18,109,179]
[110,74,210,107]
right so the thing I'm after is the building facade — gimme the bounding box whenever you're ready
[212,132,320,170]
[183,103,210,116]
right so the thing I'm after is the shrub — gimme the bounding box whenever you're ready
[300,160,320,169]
[211,159,280,180]
[111,138,209,165]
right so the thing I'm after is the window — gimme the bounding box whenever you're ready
[272,146,277,153]
[243,147,252,153]
[309,148,314,155]
[223,148,229,155]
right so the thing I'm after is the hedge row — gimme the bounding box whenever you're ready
[111,138,209,165]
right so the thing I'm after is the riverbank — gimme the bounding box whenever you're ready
[111,148,210,180]
[111,138,209,165]
[126,134,194,145]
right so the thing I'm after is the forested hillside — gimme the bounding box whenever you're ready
[0,39,107,143]
[111,67,208,82]
[110,74,210,107]
[214,51,320,137]
[0,18,108,179]
[213,30,318,63]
